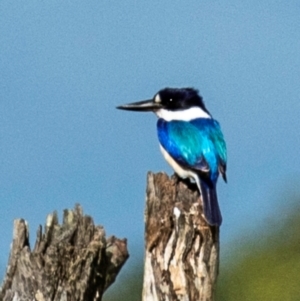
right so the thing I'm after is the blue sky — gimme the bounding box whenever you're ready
[1,0,300,282]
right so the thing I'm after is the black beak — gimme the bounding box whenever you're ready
[116,99,162,112]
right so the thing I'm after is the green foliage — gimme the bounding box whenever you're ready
[217,207,300,301]
[103,261,143,301]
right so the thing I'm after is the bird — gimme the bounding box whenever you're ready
[116,87,227,226]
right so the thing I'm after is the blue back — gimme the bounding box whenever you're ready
[157,118,227,182]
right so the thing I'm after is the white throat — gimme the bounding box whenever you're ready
[155,107,211,121]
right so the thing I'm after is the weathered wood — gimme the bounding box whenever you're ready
[0,205,129,301]
[142,172,219,301]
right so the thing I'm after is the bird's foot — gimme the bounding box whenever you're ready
[171,173,181,184]
[172,174,198,193]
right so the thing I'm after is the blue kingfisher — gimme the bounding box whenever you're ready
[117,87,227,226]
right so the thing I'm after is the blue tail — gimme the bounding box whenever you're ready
[198,179,222,226]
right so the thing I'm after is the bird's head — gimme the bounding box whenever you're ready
[117,87,211,121]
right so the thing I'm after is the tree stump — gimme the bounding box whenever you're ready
[142,172,220,301]
[0,205,129,301]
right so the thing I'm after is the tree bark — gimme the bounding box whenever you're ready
[0,205,129,301]
[142,172,219,301]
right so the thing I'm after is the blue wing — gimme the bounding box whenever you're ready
[157,117,227,226]
[157,118,227,182]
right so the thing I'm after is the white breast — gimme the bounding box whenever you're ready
[155,107,211,121]
[159,144,203,194]
[159,145,196,179]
